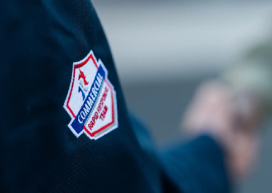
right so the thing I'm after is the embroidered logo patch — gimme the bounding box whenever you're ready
[64,51,118,140]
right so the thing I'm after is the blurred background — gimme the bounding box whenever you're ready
[92,0,272,192]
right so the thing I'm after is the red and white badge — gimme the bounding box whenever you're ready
[63,50,118,140]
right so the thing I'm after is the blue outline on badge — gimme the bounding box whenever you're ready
[63,50,118,140]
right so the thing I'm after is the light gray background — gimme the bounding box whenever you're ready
[93,1,272,192]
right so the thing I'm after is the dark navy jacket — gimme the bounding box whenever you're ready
[0,1,231,192]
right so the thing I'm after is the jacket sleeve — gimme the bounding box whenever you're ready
[159,135,232,193]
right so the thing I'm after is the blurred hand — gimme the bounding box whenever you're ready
[182,81,263,182]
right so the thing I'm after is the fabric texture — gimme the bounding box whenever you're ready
[1,1,230,192]
[160,135,231,193]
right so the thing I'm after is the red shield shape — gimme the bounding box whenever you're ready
[64,51,118,140]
